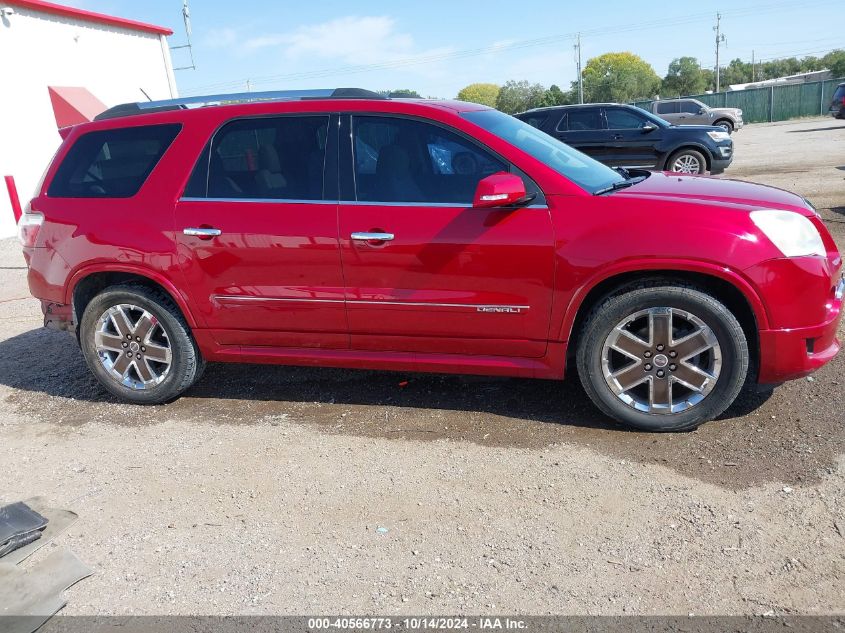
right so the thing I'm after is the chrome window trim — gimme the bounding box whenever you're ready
[180,197,337,205]
[180,197,548,209]
[214,295,530,311]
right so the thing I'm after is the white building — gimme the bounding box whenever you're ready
[0,0,177,237]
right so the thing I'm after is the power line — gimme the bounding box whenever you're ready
[181,0,838,96]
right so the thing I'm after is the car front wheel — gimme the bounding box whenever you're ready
[80,284,205,404]
[715,120,734,134]
[667,149,707,174]
[576,284,749,432]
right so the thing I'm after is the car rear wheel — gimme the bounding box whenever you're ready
[667,149,707,174]
[714,120,734,134]
[80,284,205,404]
[576,284,749,432]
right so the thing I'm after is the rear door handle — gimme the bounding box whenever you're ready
[351,232,394,242]
[183,227,222,238]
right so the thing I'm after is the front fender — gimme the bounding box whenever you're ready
[555,258,770,343]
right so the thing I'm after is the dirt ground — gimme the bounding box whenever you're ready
[1,117,843,616]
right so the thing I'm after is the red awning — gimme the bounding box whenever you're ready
[48,86,107,128]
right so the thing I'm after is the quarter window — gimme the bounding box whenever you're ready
[352,116,506,204]
[48,124,180,198]
[203,116,329,200]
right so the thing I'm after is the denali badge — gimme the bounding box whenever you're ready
[477,306,522,314]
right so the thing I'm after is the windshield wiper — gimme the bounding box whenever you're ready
[593,175,646,196]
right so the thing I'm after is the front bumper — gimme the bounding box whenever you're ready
[758,276,844,384]
[710,152,733,174]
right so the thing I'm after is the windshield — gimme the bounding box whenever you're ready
[462,109,625,194]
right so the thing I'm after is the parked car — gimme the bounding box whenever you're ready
[650,98,744,134]
[17,88,843,432]
[515,103,733,175]
[829,82,845,118]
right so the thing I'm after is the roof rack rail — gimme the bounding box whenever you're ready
[94,88,386,121]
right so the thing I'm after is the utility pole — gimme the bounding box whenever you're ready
[713,12,727,92]
[751,50,755,82]
[574,33,584,104]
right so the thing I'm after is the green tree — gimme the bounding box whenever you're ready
[495,80,547,114]
[582,52,661,103]
[662,57,707,96]
[455,83,500,107]
[378,89,422,98]
[541,84,575,106]
[822,50,845,77]
[721,58,753,87]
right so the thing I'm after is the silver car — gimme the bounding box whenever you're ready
[651,98,743,134]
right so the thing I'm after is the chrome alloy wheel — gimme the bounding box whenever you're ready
[671,154,702,173]
[601,307,722,415]
[94,304,172,390]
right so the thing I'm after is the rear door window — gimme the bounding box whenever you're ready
[48,124,180,198]
[562,109,604,131]
[203,115,329,200]
[655,101,679,115]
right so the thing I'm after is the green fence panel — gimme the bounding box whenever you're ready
[634,77,844,124]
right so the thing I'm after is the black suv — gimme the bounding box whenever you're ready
[516,103,733,175]
[829,82,845,119]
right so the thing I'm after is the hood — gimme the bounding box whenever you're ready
[710,107,742,115]
[616,172,813,215]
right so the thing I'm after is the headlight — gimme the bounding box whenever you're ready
[707,130,730,141]
[750,209,826,257]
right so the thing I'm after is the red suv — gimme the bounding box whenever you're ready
[18,88,843,431]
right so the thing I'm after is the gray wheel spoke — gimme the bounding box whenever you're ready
[134,358,155,383]
[109,306,133,338]
[673,328,716,361]
[95,332,125,353]
[133,312,157,343]
[144,343,171,363]
[650,308,672,347]
[111,353,132,377]
[612,363,649,392]
[650,376,672,410]
[672,363,714,392]
[610,329,650,359]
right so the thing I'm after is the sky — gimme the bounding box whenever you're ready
[68,0,841,98]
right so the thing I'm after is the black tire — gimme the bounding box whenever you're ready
[714,119,734,134]
[79,284,205,404]
[576,284,749,432]
[666,148,708,174]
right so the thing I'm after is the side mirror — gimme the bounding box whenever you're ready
[472,172,533,208]
[698,107,708,115]
[642,123,657,133]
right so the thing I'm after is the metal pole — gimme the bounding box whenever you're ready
[714,13,726,93]
[576,33,584,104]
[770,85,775,122]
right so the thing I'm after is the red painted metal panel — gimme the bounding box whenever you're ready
[6,0,172,35]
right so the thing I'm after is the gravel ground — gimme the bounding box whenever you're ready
[1,117,843,616]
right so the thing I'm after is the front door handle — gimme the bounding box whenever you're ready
[351,232,394,242]
[183,227,222,238]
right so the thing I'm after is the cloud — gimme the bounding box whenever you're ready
[241,15,452,68]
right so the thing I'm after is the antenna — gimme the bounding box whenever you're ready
[170,0,196,71]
